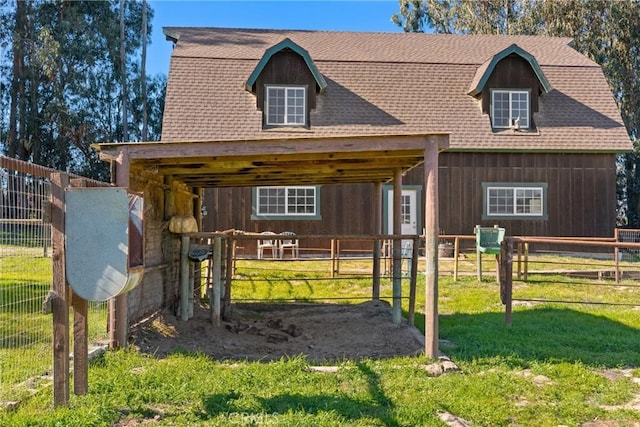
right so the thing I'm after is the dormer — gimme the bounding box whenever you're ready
[468,44,552,131]
[245,38,327,129]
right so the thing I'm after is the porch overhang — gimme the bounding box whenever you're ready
[92,133,449,188]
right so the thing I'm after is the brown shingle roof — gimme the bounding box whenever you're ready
[161,27,631,152]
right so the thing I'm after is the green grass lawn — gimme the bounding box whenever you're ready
[1,257,640,426]
[1,252,108,402]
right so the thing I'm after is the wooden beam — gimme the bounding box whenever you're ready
[96,134,443,161]
[424,138,440,359]
[137,149,425,167]
[51,172,69,407]
[153,157,422,176]
[392,168,402,325]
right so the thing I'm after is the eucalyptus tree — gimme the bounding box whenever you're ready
[393,0,640,226]
[1,0,163,181]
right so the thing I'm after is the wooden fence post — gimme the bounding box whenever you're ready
[72,293,88,395]
[51,173,70,406]
[372,238,381,300]
[211,236,222,327]
[224,235,233,321]
[453,236,460,281]
[500,238,513,326]
[180,235,190,321]
[614,228,620,285]
[408,236,418,326]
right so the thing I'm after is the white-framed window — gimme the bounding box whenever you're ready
[265,86,306,126]
[491,90,530,129]
[255,186,317,217]
[483,183,546,219]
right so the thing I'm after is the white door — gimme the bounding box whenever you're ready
[387,189,418,236]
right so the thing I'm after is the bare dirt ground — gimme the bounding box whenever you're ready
[131,300,425,363]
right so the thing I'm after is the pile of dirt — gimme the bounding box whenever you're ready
[131,300,425,363]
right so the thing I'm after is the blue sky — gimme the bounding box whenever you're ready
[147,1,405,76]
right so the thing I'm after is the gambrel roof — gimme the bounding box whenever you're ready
[161,27,631,153]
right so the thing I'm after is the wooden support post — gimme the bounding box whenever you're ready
[423,138,440,359]
[180,235,190,321]
[231,233,238,276]
[72,293,88,395]
[211,236,222,327]
[614,228,620,285]
[524,242,529,282]
[224,236,233,321]
[51,173,70,406]
[392,168,402,325]
[330,239,336,278]
[453,236,459,281]
[501,238,514,326]
[188,262,195,318]
[372,182,382,300]
[408,236,418,326]
[111,150,129,348]
[517,241,522,280]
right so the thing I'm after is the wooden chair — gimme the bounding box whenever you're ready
[257,231,278,259]
[279,231,299,259]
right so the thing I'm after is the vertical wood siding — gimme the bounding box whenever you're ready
[203,152,617,251]
[480,54,541,115]
[430,152,617,238]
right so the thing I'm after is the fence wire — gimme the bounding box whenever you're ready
[0,167,108,403]
[1,168,53,402]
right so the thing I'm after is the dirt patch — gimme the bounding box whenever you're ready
[131,300,425,363]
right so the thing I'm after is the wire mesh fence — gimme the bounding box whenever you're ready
[0,166,108,403]
[0,168,53,402]
[617,228,640,262]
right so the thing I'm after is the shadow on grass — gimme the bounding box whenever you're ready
[412,307,640,368]
[197,363,400,425]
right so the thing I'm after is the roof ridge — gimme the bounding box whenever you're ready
[164,26,574,40]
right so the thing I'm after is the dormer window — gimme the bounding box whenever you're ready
[491,89,530,129]
[245,38,327,130]
[266,85,306,126]
[468,44,551,133]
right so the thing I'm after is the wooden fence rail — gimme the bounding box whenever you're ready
[499,235,640,326]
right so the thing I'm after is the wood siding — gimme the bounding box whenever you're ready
[431,152,617,238]
[203,152,617,251]
[203,183,376,252]
[127,168,194,323]
[481,53,541,116]
[255,49,317,112]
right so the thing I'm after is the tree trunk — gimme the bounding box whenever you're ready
[141,0,148,141]
[7,0,27,159]
[120,0,128,142]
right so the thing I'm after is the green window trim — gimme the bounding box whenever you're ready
[482,182,548,220]
[245,38,327,94]
[251,185,322,220]
[468,43,552,97]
